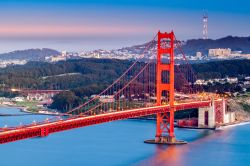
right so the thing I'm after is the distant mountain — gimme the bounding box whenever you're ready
[117,40,157,55]
[114,36,250,57]
[0,48,60,61]
[182,36,250,55]
[1,36,250,62]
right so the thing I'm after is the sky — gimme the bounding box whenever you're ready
[0,0,249,52]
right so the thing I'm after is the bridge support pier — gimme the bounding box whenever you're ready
[144,109,186,145]
[198,104,215,128]
[198,99,226,128]
[155,111,175,143]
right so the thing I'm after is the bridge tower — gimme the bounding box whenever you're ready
[145,31,186,145]
[156,31,175,143]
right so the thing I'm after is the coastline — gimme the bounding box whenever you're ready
[216,120,250,130]
[0,104,59,116]
[0,104,28,112]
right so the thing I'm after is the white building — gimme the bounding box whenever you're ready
[196,52,202,59]
[0,60,27,68]
[50,56,66,62]
[226,77,238,84]
[240,54,250,59]
[62,50,67,57]
[209,48,231,57]
[99,95,115,103]
[13,97,25,102]
[194,79,207,85]
[195,77,238,85]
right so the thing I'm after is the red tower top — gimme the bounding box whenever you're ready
[156,31,175,107]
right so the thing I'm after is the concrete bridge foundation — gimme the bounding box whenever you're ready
[198,98,234,128]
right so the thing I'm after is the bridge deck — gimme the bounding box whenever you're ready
[0,100,212,144]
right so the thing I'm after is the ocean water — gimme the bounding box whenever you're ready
[0,107,249,166]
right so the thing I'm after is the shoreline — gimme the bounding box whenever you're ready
[0,104,29,112]
[0,104,59,116]
[216,120,250,130]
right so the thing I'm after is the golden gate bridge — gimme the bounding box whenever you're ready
[0,31,225,144]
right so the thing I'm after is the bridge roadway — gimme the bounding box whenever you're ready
[0,100,214,144]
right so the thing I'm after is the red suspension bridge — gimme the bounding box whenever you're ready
[0,31,226,144]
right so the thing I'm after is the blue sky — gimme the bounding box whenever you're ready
[0,0,249,52]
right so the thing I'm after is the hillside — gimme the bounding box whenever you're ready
[0,48,60,61]
[115,36,250,57]
[0,36,249,61]
[0,58,250,91]
[182,36,250,55]
[227,95,250,122]
[0,58,249,111]
[192,59,250,79]
[0,58,132,91]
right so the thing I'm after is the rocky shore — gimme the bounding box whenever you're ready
[227,95,250,122]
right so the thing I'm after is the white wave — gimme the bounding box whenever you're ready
[216,121,250,130]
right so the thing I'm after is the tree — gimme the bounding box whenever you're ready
[50,91,83,113]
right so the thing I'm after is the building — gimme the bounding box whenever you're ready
[209,48,231,57]
[12,97,25,102]
[194,77,238,85]
[240,54,250,59]
[0,60,27,68]
[226,77,238,84]
[99,95,115,103]
[62,50,67,57]
[194,79,207,85]
[45,51,69,62]
[25,90,62,102]
[196,52,202,59]
[50,56,66,62]
[11,89,63,105]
